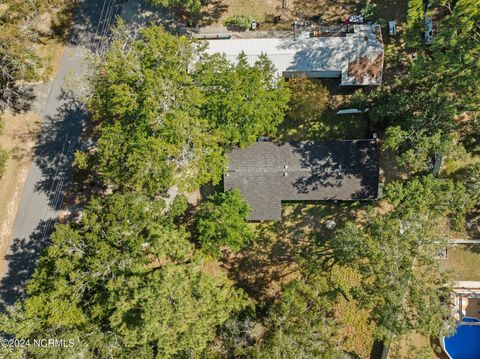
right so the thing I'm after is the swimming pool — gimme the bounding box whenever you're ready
[443,317,480,359]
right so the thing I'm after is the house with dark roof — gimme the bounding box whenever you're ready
[224,140,379,221]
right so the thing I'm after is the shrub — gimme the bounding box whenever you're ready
[361,3,377,21]
[0,147,8,179]
[224,14,255,30]
[0,119,7,179]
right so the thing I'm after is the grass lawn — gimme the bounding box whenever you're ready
[278,110,369,141]
[440,246,480,281]
[389,333,440,359]
[277,78,370,142]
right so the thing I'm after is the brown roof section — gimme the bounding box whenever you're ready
[224,140,380,221]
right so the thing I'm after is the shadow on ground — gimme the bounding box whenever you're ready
[33,89,86,209]
[0,220,53,310]
[0,0,116,310]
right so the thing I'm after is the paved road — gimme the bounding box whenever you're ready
[0,0,124,309]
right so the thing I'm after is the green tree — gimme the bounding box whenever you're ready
[360,3,378,21]
[251,279,345,359]
[0,30,41,110]
[286,77,329,124]
[372,0,480,170]
[404,0,424,48]
[371,77,457,173]
[144,0,202,15]
[429,0,480,111]
[86,25,289,195]
[306,176,473,340]
[0,193,249,358]
[464,163,480,202]
[88,24,226,194]
[197,53,290,147]
[0,0,66,110]
[195,189,253,256]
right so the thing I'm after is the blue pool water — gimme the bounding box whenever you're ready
[444,317,480,359]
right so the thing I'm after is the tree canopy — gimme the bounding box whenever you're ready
[144,0,202,16]
[86,25,289,195]
[306,176,475,340]
[195,189,254,256]
[0,193,249,358]
[371,0,480,171]
[196,53,290,147]
[252,279,345,359]
[286,76,330,124]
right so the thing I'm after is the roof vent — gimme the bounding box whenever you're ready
[284,165,288,169]
[284,172,288,177]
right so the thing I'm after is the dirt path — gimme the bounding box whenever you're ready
[0,111,43,275]
[0,47,65,275]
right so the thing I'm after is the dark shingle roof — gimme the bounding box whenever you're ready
[224,140,379,221]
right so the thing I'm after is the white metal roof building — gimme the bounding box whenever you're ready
[205,25,384,86]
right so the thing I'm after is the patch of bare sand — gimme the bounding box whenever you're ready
[0,112,42,274]
[200,0,363,27]
[220,206,319,303]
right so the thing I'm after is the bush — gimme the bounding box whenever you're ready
[350,90,368,111]
[376,18,387,28]
[144,0,201,14]
[0,119,7,179]
[360,3,377,21]
[224,14,255,30]
[0,147,8,179]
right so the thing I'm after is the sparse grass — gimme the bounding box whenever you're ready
[389,333,439,359]
[277,78,370,142]
[442,152,480,177]
[335,296,376,359]
[0,148,8,179]
[278,110,369,141]
[200,0,408,28]
[221,202,364,302]
[440,246,480,281]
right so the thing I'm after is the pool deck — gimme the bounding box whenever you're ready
[442,282,480,359]
[452,281,480,321]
